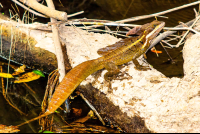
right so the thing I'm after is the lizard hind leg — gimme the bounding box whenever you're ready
[104,62,120,81]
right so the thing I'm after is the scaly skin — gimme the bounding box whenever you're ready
[17,20,165,127]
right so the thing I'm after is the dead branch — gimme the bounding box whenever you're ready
[11,0,47,18]
[46,0,66,81]
[16,0,67,21]
[117,1,200,23]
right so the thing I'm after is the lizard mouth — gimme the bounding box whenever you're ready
[146,21,165,40]
[142,21,165,51]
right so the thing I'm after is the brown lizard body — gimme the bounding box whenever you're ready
[17,20,165,127]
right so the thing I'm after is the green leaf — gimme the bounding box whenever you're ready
[32,70,45,77]
[54,110,60,113]
[43,131,54,133]
[38,130,54,133]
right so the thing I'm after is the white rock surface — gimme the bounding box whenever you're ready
[62,26,200,133]
[11,21,199,132]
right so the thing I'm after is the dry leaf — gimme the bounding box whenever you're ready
[14,72,41,83]
[12,65,26,76]
[0,124,20,133]
[72,108,82,117]
[0,73,14,78]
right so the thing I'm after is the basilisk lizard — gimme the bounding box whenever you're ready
[17,20,165,127]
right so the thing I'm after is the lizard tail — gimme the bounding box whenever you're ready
[17,59,103,127]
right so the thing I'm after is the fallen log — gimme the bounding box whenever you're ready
[0,17,71,74]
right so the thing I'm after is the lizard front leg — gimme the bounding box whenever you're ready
[132,58,150,71]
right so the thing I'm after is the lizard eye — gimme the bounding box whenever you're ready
[153,24,157,27]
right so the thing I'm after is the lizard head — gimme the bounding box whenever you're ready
[144,20,165,41]
[140,20,165,50]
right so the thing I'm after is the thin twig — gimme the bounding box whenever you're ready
[68,11,84,18]
[11,4,19,17]
[14,2,20,16]
[23,82,41,105]
[23,82,35,94]
[76,0,87,9]
[67,21,139,28]
[161,40,175,48]
[193,8,198,17]
[164,35,182,43]
[81,28,129,37]
[86,1,200,29]
[71,18,112,23]
[0,66,26,115]
[160,42,174,63]
[117,1,200,23]
[6,25,13,94]
[0,25,2,53]
[22,9,28,23]
[0,90,39,106]
[79,92,105,126]
[69,23,92,55]
[164,27,200,35]
[122,0,134,19]
[179,22,189,27]
[176,15,200,47]
[147,18,195,52]
[0,2,3,8]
